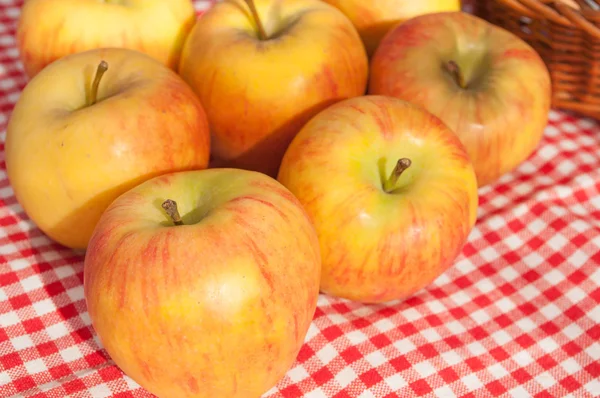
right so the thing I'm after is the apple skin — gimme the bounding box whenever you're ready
[277,95,478,303]
[83,168,322,398]
[5,48,211,250]
[16,0,196,78]
[321,0,460,57]
[178,0,369,177]
[368,12,552,187]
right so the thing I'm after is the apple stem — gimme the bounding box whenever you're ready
[384,158,412,193]
[243,0,268,40]
[445,60,467,89]
[88,60,108,106]
[162,199,184,226]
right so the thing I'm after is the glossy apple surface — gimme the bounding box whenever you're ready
[322,0,460,56]
[5,48,210,250]
[17,0,196,78]
[178,0,368,177]
[278,95,478,303]
[369,12,551,186]
[84,168,321,398]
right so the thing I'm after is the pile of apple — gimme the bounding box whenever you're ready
[6,0,551,397]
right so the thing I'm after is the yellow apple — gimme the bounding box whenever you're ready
[84,168,321,398]
[178,0,368,177]
[278,95,478,303]
[321,0,461,56]
[16,0,197,78]
[5,48,211,250]
[369,12,552,186]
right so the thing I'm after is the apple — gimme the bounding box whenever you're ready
[368,11,552,187]
[321,0,461,57]
[83,168,321,398]
[178,0,369,177]
[277,95,478,303]
[5,47,211,250]
[16,0,197,78]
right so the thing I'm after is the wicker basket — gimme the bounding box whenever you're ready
[470,0,600,120]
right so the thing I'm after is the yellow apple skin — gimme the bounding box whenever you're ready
[5,48,211,250]
[322,0,461,56]
[178,0,368,177]
[369,12,552,187]
[84,168,321,398]
[278,96,478,303]
[17,0,196,78]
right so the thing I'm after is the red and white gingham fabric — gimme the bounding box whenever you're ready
[1,1,599,397]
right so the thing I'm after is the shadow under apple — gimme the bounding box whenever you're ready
[209,97,345,178]
[360,19,405,57]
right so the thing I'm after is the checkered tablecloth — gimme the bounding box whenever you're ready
[1,1,599,397]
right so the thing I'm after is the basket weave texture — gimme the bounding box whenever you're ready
[473,0,600,119]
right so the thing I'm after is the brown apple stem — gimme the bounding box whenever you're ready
[243,0,267,40]
[88,60,108,106]
[445,60,466,89]
[384,158,412,193]
[161,199,184,226]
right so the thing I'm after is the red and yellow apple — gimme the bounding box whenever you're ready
[16,0,197,78]
[369,11,552,187]
[278,95,478,303]
[321,0,461,57]
[83,168,321,398]
[178,0,368,177]
[5,48,210,250]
